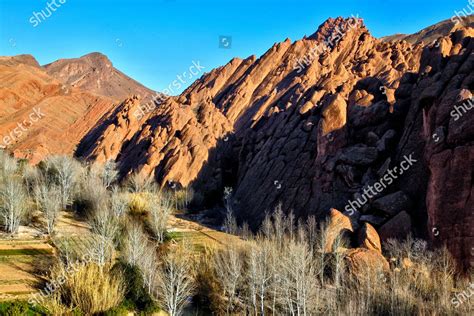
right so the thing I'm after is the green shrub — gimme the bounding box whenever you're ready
[0,300,47,316]
[112,261,158,313]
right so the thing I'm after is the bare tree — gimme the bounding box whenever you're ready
[138,242,160,296]
[127,172,154,193]
[34,183,62,235]
[91,160,119,189]
[306,216,318,250]
[22,163,41,195]
[122,222,150,266]
[279,239,318,316]
[0,150,18,178]
[222,208,238,235]
[0,176,28,234]
[74,170,109,215]
[272,205,285,245]
[89,206,119,266]
[149,194,172,243]
[332,235,346,288]
[155,245,195,316]
[246,239,274,315]
[110,186,128,218]
[44,156,81,209]
[213,245,243,314]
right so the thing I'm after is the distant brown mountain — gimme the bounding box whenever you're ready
[0,53,153,163]
[381,15,474,44]
[44,52,155,101]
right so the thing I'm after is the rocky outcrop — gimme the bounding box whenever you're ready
[324,208,354,252]
[357,222,382,253]
[344,248,390,278]
[73,18,473,269]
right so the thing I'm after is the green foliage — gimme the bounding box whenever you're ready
[112,261,158,313]
[0,300,47,316]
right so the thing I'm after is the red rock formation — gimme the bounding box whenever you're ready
[74,18,473,269]
[2,17,469,268]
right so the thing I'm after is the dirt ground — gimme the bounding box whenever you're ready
[0,211,91,302]
[0,210,240,302]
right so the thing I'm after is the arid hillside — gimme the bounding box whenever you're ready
[44,52,155,101]
[76,17,473,269]
[381,15,474,44]
[0,54,154,163]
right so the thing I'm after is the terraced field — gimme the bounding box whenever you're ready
[167,213,245,250]
[0,239,54,301]
[0,210,240,303]
[0,211,92,302]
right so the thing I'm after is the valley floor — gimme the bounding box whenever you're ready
[0,210,239,303]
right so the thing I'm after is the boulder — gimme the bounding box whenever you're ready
[372,191,413,216]
[379,211,412,241]
[344,248,390,278]
[323,208,354,252]
[339,145,378,166]
[360,214,386,226]
[357,222,382,253]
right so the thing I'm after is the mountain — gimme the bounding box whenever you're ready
[76,17,473,269]
[44,52,155,101]
[381,15,474,44]
[1,17,472,269]
[0,53,154,163]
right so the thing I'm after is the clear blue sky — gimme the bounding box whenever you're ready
[0,0,470,94]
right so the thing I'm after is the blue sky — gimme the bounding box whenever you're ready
[0,0,470,94]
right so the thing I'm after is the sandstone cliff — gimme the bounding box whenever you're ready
[71,18,474,269]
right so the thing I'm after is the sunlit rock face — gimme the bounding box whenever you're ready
[76,18,473,269]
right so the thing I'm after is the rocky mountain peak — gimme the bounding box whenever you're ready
[44,52,154,101]
[309,16,366,41]
[79,52,113,67]
[0,54,41,68]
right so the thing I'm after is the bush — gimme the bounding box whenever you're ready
[0,300,47,316]
[112,261,158,313]
[126,173,155,193]
[57,263,125,314]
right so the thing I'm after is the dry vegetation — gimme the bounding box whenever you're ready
[0,150,472,315]
[199,211,473,315]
